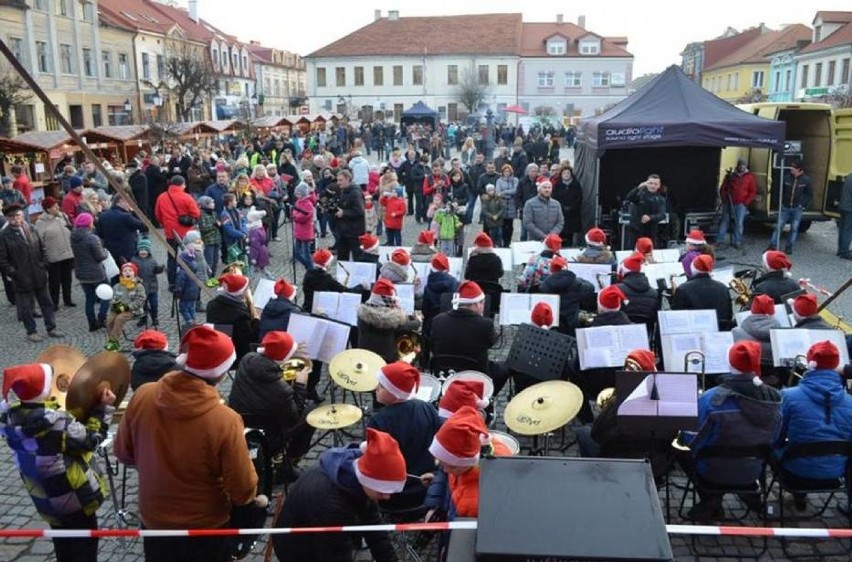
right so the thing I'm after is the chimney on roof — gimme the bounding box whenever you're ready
[375,9,381,21]
[557,14,563,24]
[578,15,586,29]
[250,40,260,46]
[188,0,198,23]
[388,10,399,21]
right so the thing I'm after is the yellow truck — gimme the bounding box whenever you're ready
[827,107,852,217]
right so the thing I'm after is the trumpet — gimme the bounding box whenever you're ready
[281,357,312,383]
[338,261,351,287]
[729,277,753,309]
[596,387,616,409]
[396,331,422,363]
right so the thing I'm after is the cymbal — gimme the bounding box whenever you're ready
[306,403,363,430]
[328,349,385,392]
[36,345,86,410]
[504,380,584,436]
[66,352,131,422]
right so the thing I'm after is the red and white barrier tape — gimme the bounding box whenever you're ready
[1,522,851,540]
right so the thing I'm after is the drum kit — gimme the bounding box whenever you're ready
[503,380,584,455]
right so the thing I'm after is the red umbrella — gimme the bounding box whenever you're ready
[504,104,528,114]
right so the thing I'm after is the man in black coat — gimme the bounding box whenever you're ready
[751,250,800,304]
[259,278,301,339]
[613,252,661,326]
[166,147,191,183]
[205,273,257,367]
[333,170,365,261]
[624,175,667,249]
[539,256,596,335]
[144,156,168,224]
[464,233,504,288]
[398,149,419,216]
[510,143,528,180]
[96,193,147,266]
[126,161,148,218]
[552,167,583,245]
[476,160,500,197]
[671,255,733,330]
[0,205,62,342]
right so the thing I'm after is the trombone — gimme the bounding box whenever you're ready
[785,354,808,388]
[684,350,706,391]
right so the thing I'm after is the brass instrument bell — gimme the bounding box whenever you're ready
[281,357,312,383]
[596,387,616,409]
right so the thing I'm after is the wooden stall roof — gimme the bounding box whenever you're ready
[285,114,312,124]
[204,119,246,133]
[84,125,150,143]
[12,130,85,151]
[0,137,49,154]
[171,121,218,137]
[253,115,294,128]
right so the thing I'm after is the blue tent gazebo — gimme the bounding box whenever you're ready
[401,101,438,128]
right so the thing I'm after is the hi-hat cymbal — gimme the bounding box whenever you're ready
[306,403,363,430]
[66,352,131,422]
[504,380,584,436]
[328,349,385,392]
[36,345,87,410]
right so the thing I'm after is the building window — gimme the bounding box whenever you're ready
[211,47,219,70]
[580,41,600,55]
[91,104,102,127]
[547,41,565,55]
[157,55,165,80]
[9,38,22,61]
[773,71,780,92]
[497,64,508,85]
[592,71,610,87]
[537,71,554,87]
[34,0,47,10]
[335,67,345,87]
[81,1,94,21]
[316,67,326,87]
[141,53,151,80]
[814,63,822,87]
[785,69,792,91]
[56,0,70,16]
[118,53,129,80]
[354,66,364,86]
[36,41,50,73]
[447,103,458,121]
[478,65,489,85]
[221,49,229,69]
[59,44,73,74]
[82,48,93,77]
[274,79,280,96]
[412,65,423,86]
[827,60,836,86]
[393,103,403,122]
[611,73,625,86]
[447,64,458,85]
[107,105,130,126]
[242,55,248,73]
[232,52,239,72]
[751,70,764,89]
[733,73,739,90]
[800,65,809,88]
[842,59,850,84]
[102,50,112,78]
[373,66,383,86]
[393,65,402,86]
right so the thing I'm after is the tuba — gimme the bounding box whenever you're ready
[281,357,313,383]
[729,277,752,310]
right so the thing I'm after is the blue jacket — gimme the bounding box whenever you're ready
[96,205,146,264]
[422,271,459,318]
[259,296,299,338]
[220,207,247,248]
[174,251,200,302]
[776,369,852,479]
[204,182,229,215]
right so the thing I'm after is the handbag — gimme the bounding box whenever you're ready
[167,192,197,228]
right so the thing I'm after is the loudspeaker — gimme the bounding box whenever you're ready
[476,457,673,561]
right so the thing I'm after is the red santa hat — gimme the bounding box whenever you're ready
[685,230,706,246]
[806,340,840,371]
[418,230,436,246]
[2,363,52,402]
[789,294,819,319]
[218,273,249,296]
[371,277,396,298]
[312,248,334,268]
[452,281,484,310]
[174,326,236,380]
[762,250,792,275]
[474,232,493,248]
[438,380,488,418]
[531,302,554,329]
[618,252,645,277]
[625,349,657,372]
[430,253,450,273]
[354,428,407,495]
[750,294,775,316]
[391,248,411,267]
[549,255,568,273]
[429,406,490,468]
[258,331,297,363]
[635,237,654,256]
[121,262,139,277]
[690,254,714,277]
[273,278,297,300]
[359,233,379,253]
[598,285,628,312]
[544,233,562,252]
[133,330,169,351]
[728,340,762,384]
[377,361,420,401]
[585,228,606,247]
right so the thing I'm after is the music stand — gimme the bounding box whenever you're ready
[505,323,573,382]
[614,371,699,433]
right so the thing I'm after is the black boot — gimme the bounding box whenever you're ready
[89,320,101,332]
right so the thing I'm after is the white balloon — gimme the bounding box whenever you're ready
[95,283,114,301]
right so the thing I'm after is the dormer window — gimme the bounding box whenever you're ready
[579,39,600,55]
[547,39,566,56]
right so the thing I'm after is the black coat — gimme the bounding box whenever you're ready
[205,294,257,365]
[752,271,801,304]
[670,274,733,329]
[357,304,421,364]
[552,178,582,237]
[70,228,108,284]
[464,252,503,286]
[539,270,596,332]
[429,309,496,372]
[301,268,361,313]
[145,166,168,218]
[128,169,149,217]
[259,296,300,338]
[0,225,48,291]
[476,171,501,196]
[517,176,539,209]
[130,349,177,390]
[96,205,146,265]
[615,273,661,325]
[423,271,459,320]
[336,185,365,239]
[625,186,666,231]
[368,399,442,478]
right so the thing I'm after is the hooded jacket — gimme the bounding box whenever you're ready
[114,371,257,529]
[539,269,596,332]
[752,270,800,304]
[732,314,781,370]
[423,271,459,319]
[776,369,852,479]
[205,293,257,365]
[379,261,410,285]
[615,273,661,324]
[357,304,421,364]
[464,250,504,286]
[272,446,397,562]
[259,296,300,338]
[130,349,177,390]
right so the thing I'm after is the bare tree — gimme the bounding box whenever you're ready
[735,88,768,104]
[824,86,852,109]
[0,64,30,137]
[454,67,488,114]
[164,39,217,122]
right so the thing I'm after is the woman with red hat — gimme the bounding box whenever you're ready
[464,232,503,289]
[104,261,147,351]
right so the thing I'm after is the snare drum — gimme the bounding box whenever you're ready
[442,371,494,400]
[417,374,442,403]
[489,431,520,455]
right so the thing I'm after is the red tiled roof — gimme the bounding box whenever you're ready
[703,27,764,69]
[799,20,852,54]
[705,25,812,70]
[520,22,632,57]
[308,14,523,58]
[813,11,852,24]
[98,0,175,34]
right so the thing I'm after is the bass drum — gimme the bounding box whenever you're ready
[230,427,272,560]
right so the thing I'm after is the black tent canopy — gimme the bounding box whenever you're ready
[401,100,438,128]
[574,65,786,233]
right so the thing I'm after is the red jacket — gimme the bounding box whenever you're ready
[720,171,757,206]
[423,173,449,197]
[13,175,33,204]
[381,196,407,230]
[61,191,82,220]
[154,186,201,240]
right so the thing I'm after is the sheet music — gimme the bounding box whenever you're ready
[711,267,734,288]
[661,332,733,373]
[312,292,360,326]
[770,328,850,367]
[619,374,698,417]
[576,324,649,369]
[703,332,735,373]
[658,310,718,335]
[618,376,657,416]
[735,304,792,328]
[415,385,433,402]
[511,241,543,265]
[644,262,685,288]
[335,261,376,289]
[252,278,278,311]
[378,246,411,263]
[395,283,415,314]
[413,261,461,285]
[286,315,325,359]
[317,321,351,363]
[615,249,679,263]
[561,248,583,261]
[569,263,613,293]
[499,294,561,326]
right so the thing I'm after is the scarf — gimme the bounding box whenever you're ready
[119,277,137,291]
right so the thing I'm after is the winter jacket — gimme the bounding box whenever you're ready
[433,209,461,241]
[301,267,362,313]
[174,252,201,303]
[449,181,470,207]
[410,243,437,263]
[423,271,459,319]
[349,155,370,185]
[780,172,812,209]
[575,246,615,265]
[522,196,564,241]
[776,369,852,479]
[625,185,667,231]
[112,277,146,316]
[293,197,316,241]
[552,178,582,238]
[423,173,450,198]
[495,175,519,218]
[336,185,366,239]
[61,190,83,220]
[154,186,201,241]
[732,314,781,371]
[429,309,496,373]
[130,349,177,390]
[794,316,836,330]
[464,250,504,286]
[97,205,146,264]
[517,250,556,292]
[205,293,257,365]
[131,253,163,295]
[259,297,300,339]
[368,399,442,481]
[381,196,407,230]
[272,446,397,562]
[752,271,800,304]
[114,371,257,529]
[539,269,596,332]
[204,182,230,215]
[357,304,421,364]
[34,212,74,264]
[680,249,702,279]
[670,274,733,330]
[517,176,539,210]
[70,227,108,284]
[248,226,269,269]
[0,399,112,525]
[220,206,248,248]
[614,273,661,324]
[128,169,149,216]
[198,209,222,247]
[0,224,49,290]
[510,150,528,179]
[720,171,757,206]
[480,194,505,229]
[228,352,309,452]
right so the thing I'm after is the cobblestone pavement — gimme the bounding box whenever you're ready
[0,150,850,561]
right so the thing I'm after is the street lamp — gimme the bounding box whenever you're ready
[250,93,258,118]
